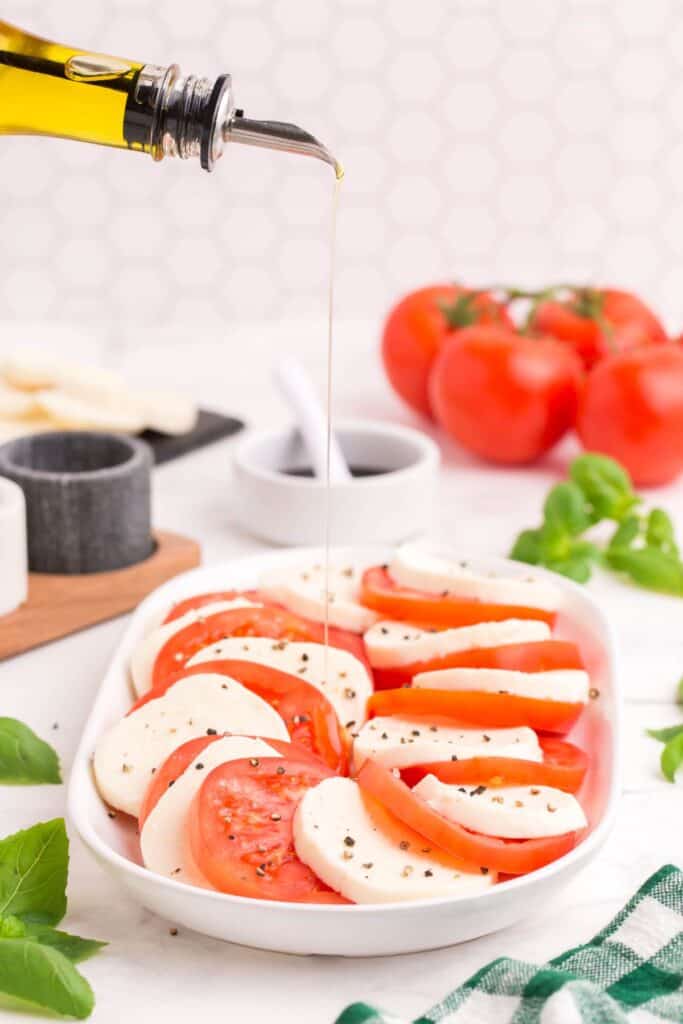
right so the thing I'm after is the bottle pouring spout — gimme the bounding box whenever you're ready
[223,111,342,179]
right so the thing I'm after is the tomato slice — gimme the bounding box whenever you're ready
[358,759,580,875]
[163,591,242,623]
[152,606,317,689]
[372,640,584,691]
[138,734,323,828]
[139,734,221,827]
[367,688,584,735]
[132,660,347,775]
[360,566,556,628]
[401,738,588,793]
[189,753,341,901]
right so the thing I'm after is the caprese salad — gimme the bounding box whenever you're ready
[94,543,594,905]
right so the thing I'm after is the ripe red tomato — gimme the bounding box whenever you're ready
[531,288,667,370]
[577,345,683,486]
[428,325,583,465]
[189,754,339,901]
[381,284,512,418]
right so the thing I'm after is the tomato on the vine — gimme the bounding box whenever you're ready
[381,284,512,418]
[530,288,667,370]
[428,325,583,465]
[577,344,683,487]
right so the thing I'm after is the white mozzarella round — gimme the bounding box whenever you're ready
[0,383,38,418]
[293,776,497,904]
[413,668,590,704]
[2,351,127,403]
[413,776,587,839]
[364,619,552,669]
[36,389,146,434]
[353,717,541,771]
[93,673,288,817]
[135,389,198,436]
[130,598,259,696]
[189,637,372,728]
[390,543,561,611]
[259,561,379,633]
[140,735,280,887]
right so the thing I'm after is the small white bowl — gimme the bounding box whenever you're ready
[0,476,28,616]
[232,419,440,546]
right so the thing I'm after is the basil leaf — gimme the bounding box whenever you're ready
[608,515,641,552]
[0,939,94,1019]
[646,508,679,556]
[0,718,61,785]
[543,482,589,536]
[547,557,593,584]
[678,676,683,707]
[0,915,26,939]
[538,520,573,562]
[570,453,639,521]
[661,731,683,783]
[646,724,683,743]
[605,546,683,596]
[0,819,68,925]
[23,923,107,964]
[510,528,542,565]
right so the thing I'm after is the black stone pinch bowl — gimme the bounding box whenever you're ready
[0,431,154,575]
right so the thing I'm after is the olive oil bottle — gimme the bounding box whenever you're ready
[0,20,339,173]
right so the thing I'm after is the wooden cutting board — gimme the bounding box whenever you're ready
[0,530,200,661]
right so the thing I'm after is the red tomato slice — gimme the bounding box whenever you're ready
[163,591,242,623]
[138,735,322,828]
[151,606,317,689]
[401,738,588,793]
[139,734,221,827]
[189,753,341,901]
[360,566,555,629]
[372,639,584,690]
[367,687,584,735]
[358,759,580,875]
[132,660,348,775]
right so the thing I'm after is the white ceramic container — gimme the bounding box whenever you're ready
[68,546,620,957]
[0,476,28,616]
[232,420,440,546]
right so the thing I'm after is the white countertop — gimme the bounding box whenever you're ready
[1,320,682,1023]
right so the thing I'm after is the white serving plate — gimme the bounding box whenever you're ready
[68,546,620,957]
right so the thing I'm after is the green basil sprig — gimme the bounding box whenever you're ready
[0,819,105,1019]
[0,718,61,785]
[510,453,683,595]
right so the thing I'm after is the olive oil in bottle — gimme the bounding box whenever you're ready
[0,20,340,173]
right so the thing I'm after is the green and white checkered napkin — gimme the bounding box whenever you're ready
[336,865,683,1024]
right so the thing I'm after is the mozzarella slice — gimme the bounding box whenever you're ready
[390,543,561,611]
[413,668,590,704]
[189,637,372,728]
[2,351,126,397]
[135,389,198,436]
[364,619,552,669]
[0,383,38,418]
[259,562,379,633]
[93,673,288,816]
[413,776,587,839]
[140,735,279,887]
[36,389,146,434]
[294,776,496,904]
[130,598,259,696]
[353,717,541,771]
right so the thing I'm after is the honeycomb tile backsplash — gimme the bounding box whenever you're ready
[2,0,683,335]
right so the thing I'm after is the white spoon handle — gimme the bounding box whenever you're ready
[273,357,352,483]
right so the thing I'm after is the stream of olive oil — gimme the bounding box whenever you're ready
[323,165,344,665]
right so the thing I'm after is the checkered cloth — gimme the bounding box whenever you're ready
[336,865,683,1024]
